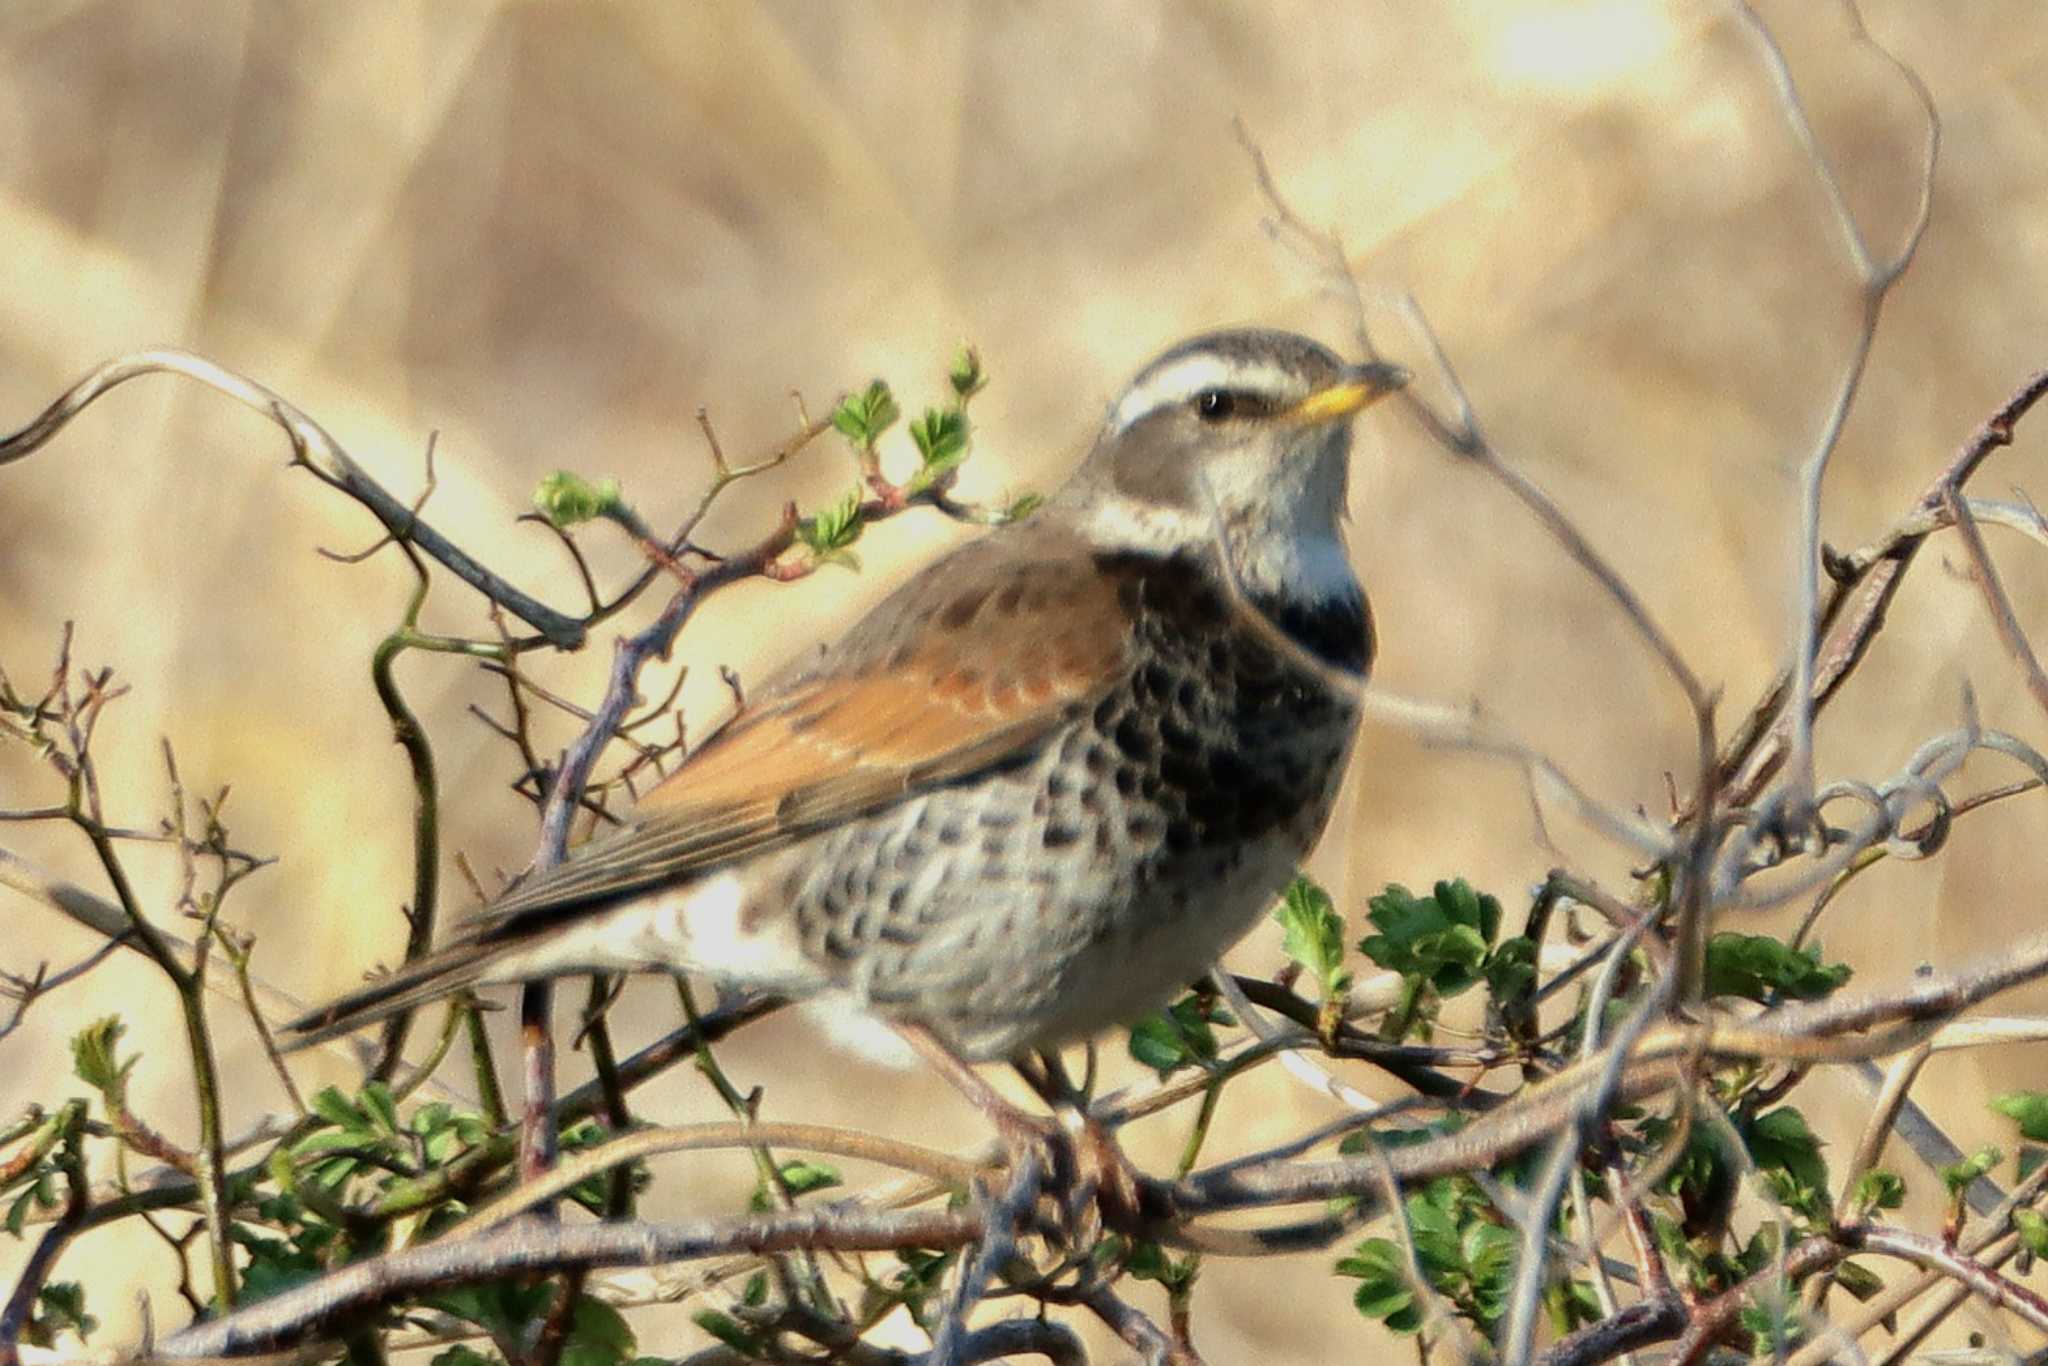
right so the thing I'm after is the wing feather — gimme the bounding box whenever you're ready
[465,531,1131,940]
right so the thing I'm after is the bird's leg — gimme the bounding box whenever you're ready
[1022,1049,1152,1236]
[898,1025,1109,1244]
[898,1026,1166,1243]
[897,1023,1059,1149]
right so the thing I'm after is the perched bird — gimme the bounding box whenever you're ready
[286,330,1404,1063]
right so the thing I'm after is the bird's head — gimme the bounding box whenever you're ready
[1056,328,1406,600]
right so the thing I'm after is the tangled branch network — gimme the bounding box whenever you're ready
[4,5,2048,1364]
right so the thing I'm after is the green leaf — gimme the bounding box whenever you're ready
[1436,878,1501,944]
[306,1155,361,1188]
[239,1239,322,1303]
[532,471,624,529]
[830,380,899,449]
[1273,876,1351,1001]
[1942,1146,2002,1196]
[858,1248,941,1329]
[905,408,971,494]
[1740,1286,1801,1354]
[6,1187,36,1238]
[1703,933,1852,1002]
[948,345,986,400]
[561,1296,637,1366]
[1993,1091,2048,1142]
[1126,993,1232,1078]
[288,1129,374,1158]
[358,1082,400,1136]
[1546,1278,1603,1335]
[411,1101,453,1136]
[426,1281,556,1344]
[1360,879,1503,997]
[1832,1258,1885,1302]
[26,1281,95,1347]
[429,1349,501,1366]
[424,1123,469,1164]
[1403,1189,1461,1268]
[1337,1239,1421,1333]
[796,488,866,569]
[778,1160,841,1198]
[749,1159,843,1211]
[70,1017,135,1099]
[1003,492,1044,522]
[692,1310,761,1354]
[1485,935,1538,1004]
[1125,1238,1198,1291]
[2015,1209,2048,1258]
[1849,1169,1905,1215]
[1461,1221,1517,1323]
[308,1086,367,1134]
[1747,1107,1829,1206]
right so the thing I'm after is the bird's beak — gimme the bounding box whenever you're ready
[1287,360,1409,426]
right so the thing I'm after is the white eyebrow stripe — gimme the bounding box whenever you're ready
[1108,354,1304,433]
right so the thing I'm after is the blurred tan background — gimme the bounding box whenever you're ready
[3,1,2048,1359]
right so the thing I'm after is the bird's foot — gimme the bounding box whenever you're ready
[896,1026,1168,1242]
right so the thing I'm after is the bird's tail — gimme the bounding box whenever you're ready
[280,937,522,1052]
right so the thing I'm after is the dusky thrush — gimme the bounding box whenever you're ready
[287,329,1404,1062]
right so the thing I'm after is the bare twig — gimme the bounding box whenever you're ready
[0,351,585,646]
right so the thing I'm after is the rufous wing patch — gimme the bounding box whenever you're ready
[464,538,1133,939]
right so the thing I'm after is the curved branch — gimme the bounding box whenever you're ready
[157,1205,981,1358]
[0,350,587,647]
[464,1121,979,1233]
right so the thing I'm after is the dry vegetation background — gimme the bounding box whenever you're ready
[3,1,2047,1360]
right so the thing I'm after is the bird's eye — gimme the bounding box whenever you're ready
[1194,389,1235,421]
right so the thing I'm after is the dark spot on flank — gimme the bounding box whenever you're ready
[1186,788,1238,828]
[1042,821,1082,849]
[1159,751,1205,790]
[1112,717,1155,760]
[1206,748,1252,788]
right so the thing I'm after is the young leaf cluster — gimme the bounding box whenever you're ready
[1361,880,1531,1041]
